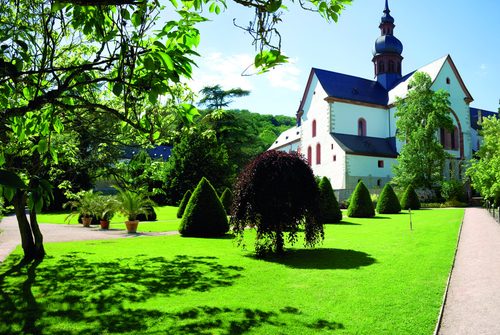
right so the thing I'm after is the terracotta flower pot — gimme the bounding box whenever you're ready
[100,220,110,230]
[82,216,92,227]
[125,220,139,233]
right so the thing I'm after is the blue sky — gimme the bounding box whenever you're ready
[188,0,500,117]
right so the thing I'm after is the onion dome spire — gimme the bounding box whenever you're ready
[372,0,404,89]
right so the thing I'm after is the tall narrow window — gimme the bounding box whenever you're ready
[312,119,317,138]
[316,143,321,165]
[452,126,459,150]
[389,60,395,73]
[307,146,312,166]
[378,61,385,73]
[445,130,452,149]
[358,118,367,137]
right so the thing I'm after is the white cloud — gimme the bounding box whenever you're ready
[189,52,302,95]
[189,52,255,93]
[265,59,302,91]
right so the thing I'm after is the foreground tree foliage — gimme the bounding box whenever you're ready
[394,72,454,189]
[178,177,229,237]
[467,116,500,206]
[0,0,351,260]
[376,183,401,214]
[317,176,342,223]
[401,184,421,210]
[231,150,322,256]
[347,181,375,218]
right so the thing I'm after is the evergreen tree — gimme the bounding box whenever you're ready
[376,183,401,214]
[220,188,233,215]
[176,190,192,218]
[164,130,231,205]
[179,178,229,237]
[401,184,421,210]
[347,181,375,218]
[317,177,342,223]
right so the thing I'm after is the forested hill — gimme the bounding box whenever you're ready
[235,109,296,148]
[196,108,296,179]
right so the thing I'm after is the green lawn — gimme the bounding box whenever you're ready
[0,209,463,334]
[37,206,181,232]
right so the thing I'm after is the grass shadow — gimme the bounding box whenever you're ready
[0,253,244,334]
[330,221,361,225]
[260,248,376,270]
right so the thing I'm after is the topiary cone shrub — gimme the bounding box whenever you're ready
[376,183,401,214]
[317,176,342,223]
[178,178,229,237]
[219,188,233,215]
[347,181,375,218]
[231,150,323,256]
[176,189,192,218]
[401,184,421,210]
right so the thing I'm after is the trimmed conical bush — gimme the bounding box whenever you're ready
[347,181,375,218]
[317,177,342,223]
[176,189,192,218]
[219,188,233,215]
[401,184,421,210]
[376,183,401,214]
[179,177,229,237]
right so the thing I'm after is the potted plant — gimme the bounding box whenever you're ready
[92,195,120,230]
[116,189,155,233]
[64,190,99,227]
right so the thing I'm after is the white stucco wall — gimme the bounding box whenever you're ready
[299,80,347,189]
[430,60,472,160]
[331,102,389,138]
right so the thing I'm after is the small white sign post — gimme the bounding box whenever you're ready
[409,208,413,231]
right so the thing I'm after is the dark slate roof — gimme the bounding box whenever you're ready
[331,133,398,158]
[313,68,389,105]
[122,145,172,160]
[469,107,499,130]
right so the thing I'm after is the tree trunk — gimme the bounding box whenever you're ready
[29,209,45,260]
[12,190,36,260]
[275,231,284,254]
[12,190,44,261]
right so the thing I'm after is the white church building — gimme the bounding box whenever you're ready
[269,0,497,200]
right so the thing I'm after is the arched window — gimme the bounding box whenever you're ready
[307,146,312,166]
[446,77,451,85]
[312,119,317,138]
[316,143,321,165]
[358,118,367,137]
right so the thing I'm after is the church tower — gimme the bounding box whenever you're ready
[372,0,403,89]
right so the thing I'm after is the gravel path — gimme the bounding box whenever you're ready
[0,214,178,262]
[438,207,500,335]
